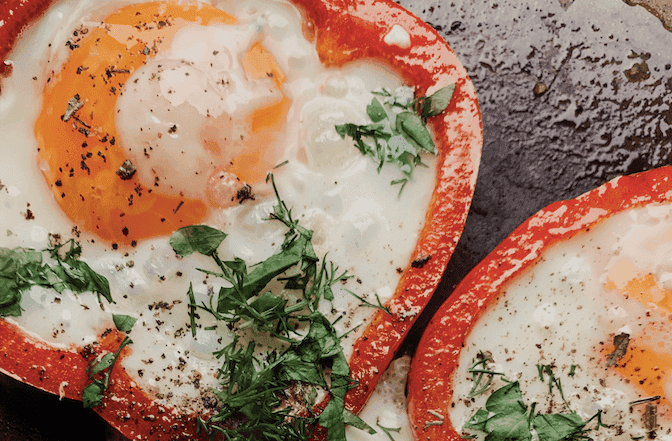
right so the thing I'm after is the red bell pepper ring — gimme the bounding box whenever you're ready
[408,166,672,441]
[290,0,482,414]
[0,0,482,439]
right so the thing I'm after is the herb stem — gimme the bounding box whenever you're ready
[468,369,506,375]
[629,396,661,407]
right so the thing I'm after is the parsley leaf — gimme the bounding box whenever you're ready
[0,239,112,316]
[335,85,454,194]
[465,382,530,441]
[395,112,436,154]
[207,317,355,441]
[82,336,132,408]
[112,314,137,333]
[533,413,586,441]
[170,225,227,256]
[82,312,138,407]
[367,98,388,123]
[419,83,456,118]
[464,362,608,441]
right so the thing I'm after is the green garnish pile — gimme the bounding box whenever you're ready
[81,314,137,408]
[173,175,374,441]
[335,84,454,195]
[463,354,608,441]
[0,238,112,316]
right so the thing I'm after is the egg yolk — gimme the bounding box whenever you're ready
[602,271,672,420]
[35,2,289,245]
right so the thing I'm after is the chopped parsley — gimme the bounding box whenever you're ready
[112,314,138,333]
[82,335,132,408]
[464,361,608,441]
[172,174,374,441]
[0,238,112,316]
[82,316,135,408]
[335,84,455,195]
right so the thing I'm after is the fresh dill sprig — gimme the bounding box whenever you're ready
[468,351,505,397]
[345,290,391,316]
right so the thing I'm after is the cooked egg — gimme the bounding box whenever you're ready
[1,0,438,424]
[33,1,295,243]
[450,202,672,440]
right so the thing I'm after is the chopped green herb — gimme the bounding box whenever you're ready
[335,85,454,195]
[0,238,112,316]
[464,362,608,441]
[419,83,455,119]
[423,410,445,431]
[536,364,568,407]
[339,323,363,339]
[171,175,370,441]
[187,282,198,337]
[345,290,391,316]
[82,336,132,408]
[366,97,388,123]
[390,178,408,197]
[377,423,401,441]
[170,225,227,257]
[468,351,505,397]
[344,410,375,434]
[112,314,137,333]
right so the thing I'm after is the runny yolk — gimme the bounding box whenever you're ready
[602,272,672,420]
[35,2,289,245]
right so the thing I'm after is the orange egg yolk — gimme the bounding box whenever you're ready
[35,1,289,245]
[603,272,672,420]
